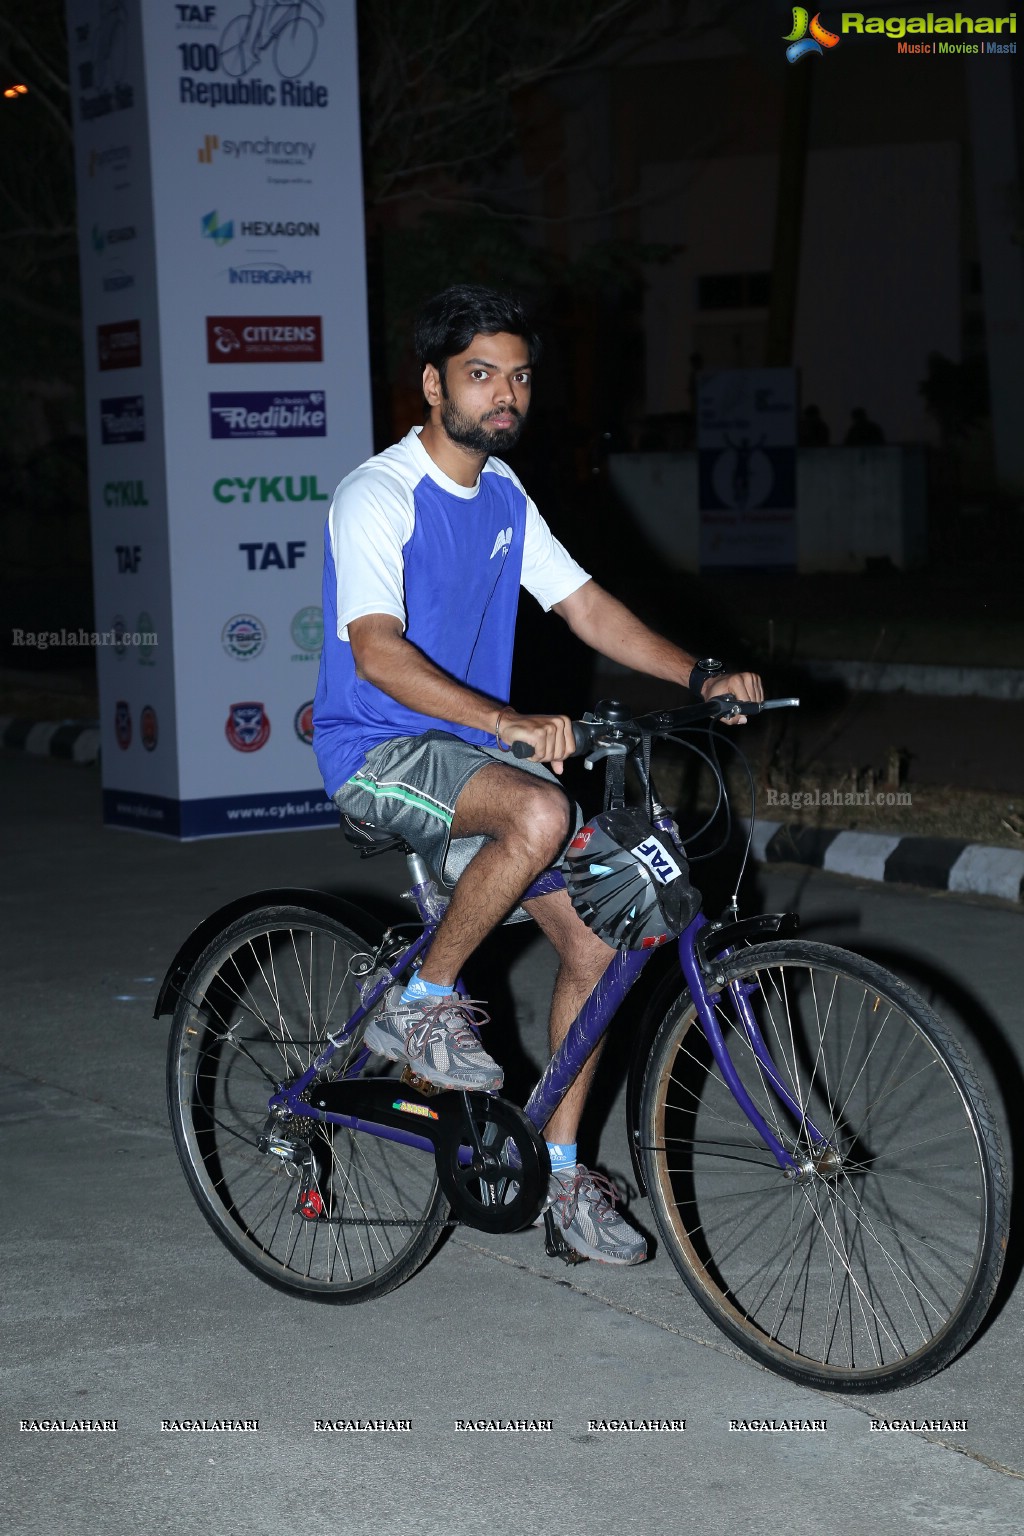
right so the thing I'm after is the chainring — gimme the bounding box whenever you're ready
[434,1093,549,1234]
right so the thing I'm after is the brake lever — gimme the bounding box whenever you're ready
[582,740,629,772]
[710,695,800,719]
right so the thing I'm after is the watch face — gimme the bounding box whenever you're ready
[698,658,723,672]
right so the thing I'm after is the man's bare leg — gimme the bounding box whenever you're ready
[523,886,647,1264]
[415,762,571,987]
[523,887,615,1144]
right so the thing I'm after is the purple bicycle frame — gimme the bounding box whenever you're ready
[268,862,813,1173]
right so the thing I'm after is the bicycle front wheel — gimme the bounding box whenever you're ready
[639,940,1007,1390]
[218,14,250,77]
[167,905,449,1303]
[273,16,317,78]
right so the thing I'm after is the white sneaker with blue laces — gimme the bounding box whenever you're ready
[363,986,503,1091]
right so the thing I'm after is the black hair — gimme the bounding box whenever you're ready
[414,284,541,386]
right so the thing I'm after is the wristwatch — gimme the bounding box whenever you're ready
[688,657,725,696]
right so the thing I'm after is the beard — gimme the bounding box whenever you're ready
[439,393,526,454]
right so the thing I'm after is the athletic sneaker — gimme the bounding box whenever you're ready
[362,986,503,1091]
[542,1165,647,1265]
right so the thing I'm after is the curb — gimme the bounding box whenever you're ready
[0,716,100,764]
[752,819,1024,903]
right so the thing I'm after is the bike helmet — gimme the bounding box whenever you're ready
[562,808,700,950]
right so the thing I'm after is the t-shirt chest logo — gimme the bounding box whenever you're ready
[489,526,513,560]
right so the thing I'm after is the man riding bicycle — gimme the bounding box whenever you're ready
[312,285,762,1264]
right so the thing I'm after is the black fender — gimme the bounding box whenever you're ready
[154,888,384,1019]
[625,912,798,1196]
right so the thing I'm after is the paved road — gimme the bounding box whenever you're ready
[1,753,1022,1535]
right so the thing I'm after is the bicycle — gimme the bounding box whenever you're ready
[219,1,323,81]
[158,695,1008,1391]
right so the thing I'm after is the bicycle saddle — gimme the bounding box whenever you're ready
[339,814,413,859]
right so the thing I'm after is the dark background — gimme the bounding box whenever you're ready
[1,1,1022,707]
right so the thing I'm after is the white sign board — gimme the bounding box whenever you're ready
[67,0,372,836]
[697,369,797,569]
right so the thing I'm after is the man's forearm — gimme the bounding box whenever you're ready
[556,582,696,685]
[354,629,500,734]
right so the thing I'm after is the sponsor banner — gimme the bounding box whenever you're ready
[100,395,145,445]
[206,316,323,362]
[70,0,371,836]
[210,391,326,439]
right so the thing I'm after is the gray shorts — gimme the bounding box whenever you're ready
[333,729,581,896]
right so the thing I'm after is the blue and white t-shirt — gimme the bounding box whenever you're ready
[312,427,590,795]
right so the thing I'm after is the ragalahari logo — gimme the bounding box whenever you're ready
[784,8,841,62]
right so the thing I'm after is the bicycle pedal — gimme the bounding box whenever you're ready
[542,1209,589,1265]
[400,1066,444,1097]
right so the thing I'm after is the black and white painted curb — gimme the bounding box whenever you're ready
[0,716,100,764]
[4,715,1021,902]
[753,820,1024,903]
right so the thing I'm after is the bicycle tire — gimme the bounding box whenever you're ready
[167,904,450,1303]
[639,939,1007,1390]
[218,13,250,77]
[273,15,317,78]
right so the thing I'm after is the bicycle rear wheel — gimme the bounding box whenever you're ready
[167,904,449,1302]
[639,940,1007,1389]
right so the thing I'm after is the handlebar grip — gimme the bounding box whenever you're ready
[572,721,596,754]
[510,722,594,761]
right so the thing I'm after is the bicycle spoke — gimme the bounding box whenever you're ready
[643,942,1004,1386]
[169,912,447,1300]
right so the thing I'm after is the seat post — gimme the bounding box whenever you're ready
[406,852,432,887]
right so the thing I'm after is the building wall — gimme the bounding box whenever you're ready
[591,29,973,443]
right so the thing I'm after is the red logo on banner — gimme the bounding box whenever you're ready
[293,700,314,746]
[98,320,142,371]
[569,827,594,851]
[114,700,132,749]
[140,705,158,752]
[226,702,271,752]
[206,317,323,364]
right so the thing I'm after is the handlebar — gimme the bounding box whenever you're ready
[510,722,595,760]
[509,695,799,760]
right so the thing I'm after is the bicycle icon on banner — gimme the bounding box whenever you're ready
[219,0,325,81]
